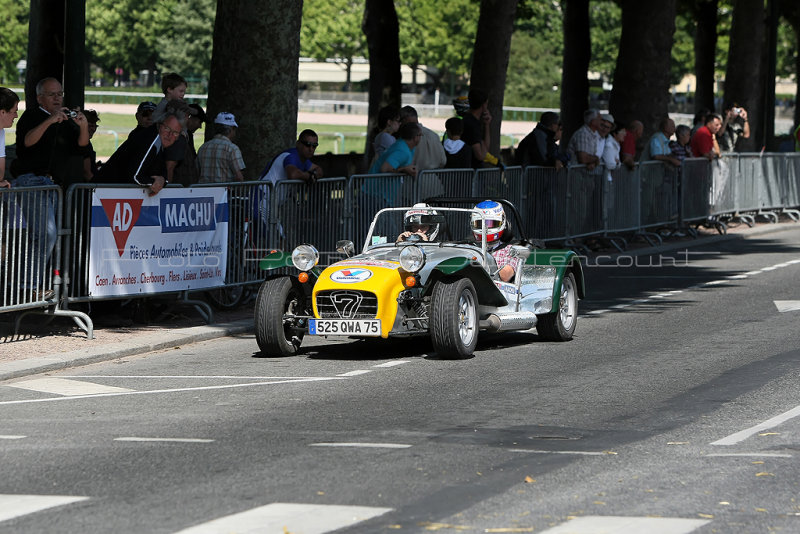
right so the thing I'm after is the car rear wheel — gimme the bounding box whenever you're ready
[537,271,578,341]
[430,278,479,359]
[255,277,304,356]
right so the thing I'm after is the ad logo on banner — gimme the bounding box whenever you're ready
[99,198,143,256]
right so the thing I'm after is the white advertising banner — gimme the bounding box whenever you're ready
[88,188,228,297]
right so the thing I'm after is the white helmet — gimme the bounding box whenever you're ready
[471,200,506,244]
[404,203,439,241]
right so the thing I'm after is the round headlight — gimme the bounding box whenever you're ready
[399,245,426,273]
[291,245,319,271]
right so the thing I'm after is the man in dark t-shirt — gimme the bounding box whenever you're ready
[459,89,492,169]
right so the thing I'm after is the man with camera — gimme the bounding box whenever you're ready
[13,77,90,189]
[718,103,750,153]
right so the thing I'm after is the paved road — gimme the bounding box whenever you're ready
[1,227,799,533]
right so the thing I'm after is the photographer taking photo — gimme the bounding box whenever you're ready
[13,77,90,189]
[718,102,750,153]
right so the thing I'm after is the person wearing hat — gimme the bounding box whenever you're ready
[172,103,206,186]
[94,101,186,196]
[196,111,245,183]
[134,101,157,133]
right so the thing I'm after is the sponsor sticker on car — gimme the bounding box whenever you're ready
[330,268,373,283]
[309,319,381,336]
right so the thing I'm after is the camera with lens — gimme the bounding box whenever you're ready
[732,107,742,115]
[67,110,78,119]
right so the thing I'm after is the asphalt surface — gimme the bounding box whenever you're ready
[1,219,797,383]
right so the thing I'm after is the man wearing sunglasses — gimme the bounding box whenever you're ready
[259,129,324,186]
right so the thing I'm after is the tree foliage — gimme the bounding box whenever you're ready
[300,0,367,90]
[0,0,29,83]
[395,0,479,92]
[158,0,216,80]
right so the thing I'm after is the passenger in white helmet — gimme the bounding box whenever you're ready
[471,200,518,282]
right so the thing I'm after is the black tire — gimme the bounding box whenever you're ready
[537,271,578,341]
[205,285,245,310]
[255,277,305,357]
[430,278,479,359]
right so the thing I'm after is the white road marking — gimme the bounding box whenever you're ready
[7,378,134,396]
[586,257,800,318]
[310,442,412,449]
[0,494,89,523]
[0,376,346,406]
[60,375,316,379]
[774,300,800,312]
[507,449,610,456]
[0,435,26,440]
[373,361,410,368]
[539,515,710,534]
[115,437,214,443]
[706,452,792,458]
[172,502,393,534]
[711,404,800,446]
[337,370,371,376]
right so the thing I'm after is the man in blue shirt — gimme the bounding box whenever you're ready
[260,129,324,185]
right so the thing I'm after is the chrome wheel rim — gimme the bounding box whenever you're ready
[458,289,476,346]
[559,277,577,331]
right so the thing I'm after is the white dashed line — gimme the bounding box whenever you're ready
[0,494,90,523]
[7,378,134,396]
[711,404,800,446]
[310,442,412,449]
[373,361,410,368]
[172,503,393,534]
[539,515,710,534]
[706,452,793,458]
[337,370,372,377]
[0,435,26,440]
[115,437,214,443]
[507,449,612,456]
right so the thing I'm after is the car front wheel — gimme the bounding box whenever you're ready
[430,278,479,359]
[255,277,305,356]
[537,271,578,341]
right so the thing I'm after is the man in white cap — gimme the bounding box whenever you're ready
[196,111,245,183]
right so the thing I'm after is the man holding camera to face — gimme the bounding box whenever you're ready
[13,77,90,189]
[718,102,750,153]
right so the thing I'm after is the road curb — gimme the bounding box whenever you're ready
[0,318,253,382]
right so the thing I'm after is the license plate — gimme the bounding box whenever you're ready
[309,319,381,336]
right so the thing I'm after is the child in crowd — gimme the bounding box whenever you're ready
[442,117,471,169]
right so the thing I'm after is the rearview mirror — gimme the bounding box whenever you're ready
[336,240,356,257]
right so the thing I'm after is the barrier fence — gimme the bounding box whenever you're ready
[2,152,800,338]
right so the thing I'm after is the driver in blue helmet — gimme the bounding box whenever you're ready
[471,200,518,282]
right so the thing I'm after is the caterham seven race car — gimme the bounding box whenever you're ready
[254,199,585,359]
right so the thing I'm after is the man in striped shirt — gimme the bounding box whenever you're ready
[196,112,245,183]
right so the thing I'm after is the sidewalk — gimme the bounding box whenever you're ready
[1,218,797,381]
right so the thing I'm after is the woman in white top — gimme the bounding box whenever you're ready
[602,123,626,181]
[0,87,20,188]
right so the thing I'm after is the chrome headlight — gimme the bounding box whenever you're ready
[399,245,426,272]
[291,245,319,271]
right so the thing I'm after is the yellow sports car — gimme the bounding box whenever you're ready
[255,199,585,359]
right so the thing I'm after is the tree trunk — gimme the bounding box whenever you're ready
[724,0,766,151]
[469,0,519,157]
[560,0,591,150]
[609,0,677,143]
[363,0,402,160]
[694,0,717,115]
[208,0,302,178]
[25,0,65,108]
